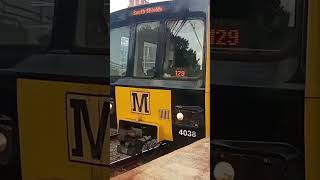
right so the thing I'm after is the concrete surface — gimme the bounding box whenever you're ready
[111,138,210,180]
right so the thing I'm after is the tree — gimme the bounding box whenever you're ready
[170,35,201,77]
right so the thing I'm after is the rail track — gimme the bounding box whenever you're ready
[109,135,175,177]
[109,128,178,177]
[110,133,129,163]
[110,134,119,140]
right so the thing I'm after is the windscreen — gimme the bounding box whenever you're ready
[211,0,296,50]
[0,0,55,46]
[133,21,160,78]
[163,19,205,79]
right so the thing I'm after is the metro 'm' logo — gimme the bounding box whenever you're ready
[131,91,150,114]
[66,93,109,166]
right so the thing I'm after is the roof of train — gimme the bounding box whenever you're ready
[110,0,209,27]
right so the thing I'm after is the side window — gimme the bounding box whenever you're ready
[110,26,130,76]
[133,21,160,77]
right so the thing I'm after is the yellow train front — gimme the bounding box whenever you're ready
[110,0,210,156]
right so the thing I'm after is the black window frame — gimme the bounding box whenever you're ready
[110,10,208,83]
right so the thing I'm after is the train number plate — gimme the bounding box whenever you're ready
[178,129,196,137]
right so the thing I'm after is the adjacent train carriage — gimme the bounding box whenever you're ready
[211,0,307,179]
[110,0,210,156]
[0,0,110,179]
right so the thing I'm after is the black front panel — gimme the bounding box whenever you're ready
[211,85,305,151]
[171,89,205,145]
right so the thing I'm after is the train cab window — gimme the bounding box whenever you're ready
[211,0,301,85]
[110,26,130,77]
[163,19,205,78]
[133,21,160,78]
[0,0,55,46]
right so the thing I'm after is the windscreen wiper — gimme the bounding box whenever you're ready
[189,20,203,49]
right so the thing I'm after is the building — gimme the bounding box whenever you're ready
[128,0,149,7]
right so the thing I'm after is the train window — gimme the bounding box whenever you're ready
[211,0,296,50]
[110,26,130,77]
[133,21,160,78]
[163,19,204,78]
[74,0,108,50]
[0,0,55,46]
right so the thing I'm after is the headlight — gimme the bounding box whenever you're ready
[0,132,7,152]
[0,124,12,166]
[213,161,235,180]
[174,106,203,127]
[109,99,114,113]
[176,112,184,121]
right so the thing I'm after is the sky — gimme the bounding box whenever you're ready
[110,0,170,13]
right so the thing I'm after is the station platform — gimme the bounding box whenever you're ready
[111,138,210,180]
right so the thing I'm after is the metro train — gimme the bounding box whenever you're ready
[110,0,210,156]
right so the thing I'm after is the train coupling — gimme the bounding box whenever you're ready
[117,127,154,156]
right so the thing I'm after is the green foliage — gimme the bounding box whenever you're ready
[171,35,201,76]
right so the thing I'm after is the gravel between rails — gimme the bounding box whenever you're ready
[110,139,130,163]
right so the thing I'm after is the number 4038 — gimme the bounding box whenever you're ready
[179,129,196,137]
